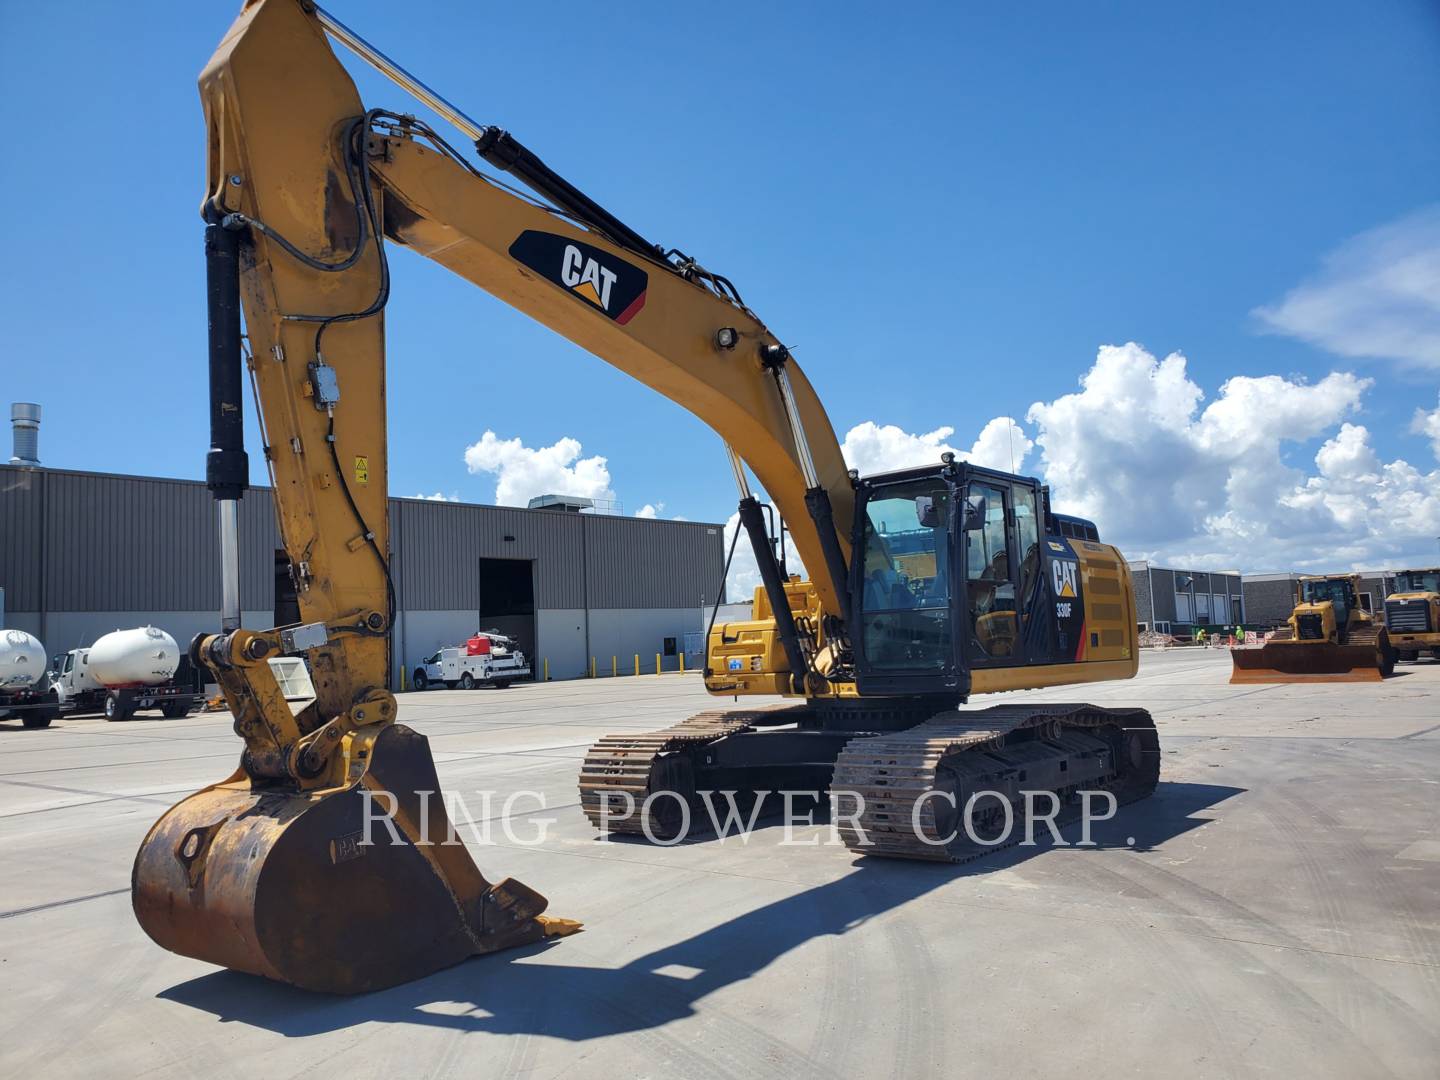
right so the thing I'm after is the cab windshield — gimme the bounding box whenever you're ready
[1301,579,1351,606]
[1396,571,1440,593]
[857,478,951,671]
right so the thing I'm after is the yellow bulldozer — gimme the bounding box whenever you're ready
[1231,574,1397,683]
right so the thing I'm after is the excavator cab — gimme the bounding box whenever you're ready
[850,464,1054,698]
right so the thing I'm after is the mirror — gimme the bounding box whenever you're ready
[914,495,941,529]
[962,494,988,531]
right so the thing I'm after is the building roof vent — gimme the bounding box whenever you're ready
[9,403,40,466]
[527,494,595,513]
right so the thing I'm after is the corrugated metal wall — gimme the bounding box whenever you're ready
[583,515,724,608]
[1,466,723,616]
[0,467,278,611]
[0,467,45,610]
[391,499,587,611]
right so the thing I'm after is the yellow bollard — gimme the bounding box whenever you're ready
[634,654,640,676]
[544,657,550,681]
[679,652,685,674]
[611,656,617,677]
[590,657,596,679]
[656,653,662,676]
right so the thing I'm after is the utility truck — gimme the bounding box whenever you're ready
[411,632,531,690]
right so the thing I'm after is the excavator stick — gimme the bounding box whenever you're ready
[1229,641,1387,684]
[133,723,575,994]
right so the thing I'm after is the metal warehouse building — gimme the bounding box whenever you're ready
[1127,562,1246,635]
[0,465,724,684]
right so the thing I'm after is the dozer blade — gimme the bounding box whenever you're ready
[1230,642,1385,684]
[132,723,577,994]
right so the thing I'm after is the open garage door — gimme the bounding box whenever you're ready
[478,558,537,678]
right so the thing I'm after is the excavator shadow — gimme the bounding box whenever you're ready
[158,779,1241,1040]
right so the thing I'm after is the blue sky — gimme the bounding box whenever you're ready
[2,1,1437,568]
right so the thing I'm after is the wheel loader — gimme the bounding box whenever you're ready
[1383,568,1440,663]
[1230,574,1397,683]
[133,0,1160,995]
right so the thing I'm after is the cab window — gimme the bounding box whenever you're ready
[1011,484,1040,611]
[966,482,1018,658]
[858,479,951,671]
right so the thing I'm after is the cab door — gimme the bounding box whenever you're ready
[961,477,1043,667]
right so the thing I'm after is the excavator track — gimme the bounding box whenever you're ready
[831,704,1160,863]
[579,705,808,837]
[582,702,1159,860]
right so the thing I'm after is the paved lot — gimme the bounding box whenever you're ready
[2,649,1437,1078]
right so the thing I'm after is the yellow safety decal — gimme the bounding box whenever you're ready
[353,456,369,484]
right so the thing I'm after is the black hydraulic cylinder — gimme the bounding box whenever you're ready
[736,496,809,695]
[475,127,665,261]
[803,487,852,626]
[204,219,249,501]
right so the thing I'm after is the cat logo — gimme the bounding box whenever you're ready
[561,245,617,309]
[508,230,649,324]
[1051,559,1079,598]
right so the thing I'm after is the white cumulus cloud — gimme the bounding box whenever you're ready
[1025,343,1439,571]
[839,417,1031,476]
[1253,205,1440,370]
[413,491,458,502]
[1413,393,1440,458]
[462,431,615,508]
[635,502,661,519]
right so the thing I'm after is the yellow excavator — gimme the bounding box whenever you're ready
[1230,574,1397,683]
[1383,568,1440,663]
[133,0,1159,994]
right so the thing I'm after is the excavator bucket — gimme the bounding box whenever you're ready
[1229,641,1386,684]
[132,724,578,994]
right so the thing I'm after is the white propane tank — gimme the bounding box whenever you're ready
[0,629,48,690]
[88,626,180,688]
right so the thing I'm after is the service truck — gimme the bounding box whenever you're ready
[411,631,530,690]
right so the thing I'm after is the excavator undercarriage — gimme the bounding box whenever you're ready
[580,701,1160,860]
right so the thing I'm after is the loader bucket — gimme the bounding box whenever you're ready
[1229,641,1386,684]
[132,723,577,994]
